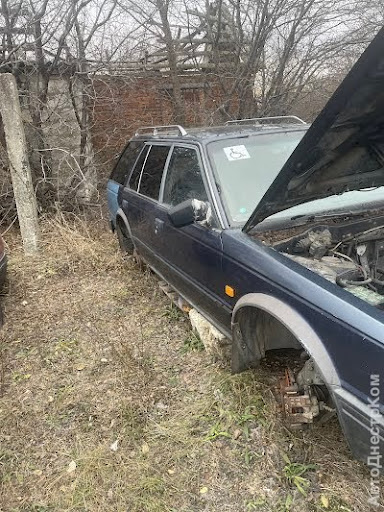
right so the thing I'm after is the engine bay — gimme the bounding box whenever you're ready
[260,213,384,308]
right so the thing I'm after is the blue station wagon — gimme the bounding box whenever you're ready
[107,29,384,471]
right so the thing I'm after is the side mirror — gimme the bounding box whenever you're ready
[168,199,209,227]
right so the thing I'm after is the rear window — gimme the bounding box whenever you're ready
[110,141,144,185]
[138,145,170,200]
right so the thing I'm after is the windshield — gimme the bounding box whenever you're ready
[207,131,305,225]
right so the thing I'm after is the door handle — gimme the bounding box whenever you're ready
[154,218,164,234]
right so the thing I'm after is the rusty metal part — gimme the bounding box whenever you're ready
[279,369,320,430]
[158,280,192,312]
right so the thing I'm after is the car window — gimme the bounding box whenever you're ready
[207,131,305,225]
[163,146,208,206]
[138,145,170,200]
[128,145,150,191]
[110,141,144,185]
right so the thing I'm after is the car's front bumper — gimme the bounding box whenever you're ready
[334,387,384,473]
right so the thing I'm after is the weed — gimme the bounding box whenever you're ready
[12,371,31,382]
[138,476,165,495]
[182,330,204,352]
[232,405,260,439]
[245,497,267,509]
[243,447,261,465]
[277,494,294,511]
[162,303,183,321]
[168,375,179,387]
[314,495,352,512]
[112,287,131,300]
[282,453,316,496]
[205,421,231,441]
[55,338,78,351]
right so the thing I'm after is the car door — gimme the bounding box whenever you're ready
[121,143,172,268]
[155,144,231,331]
[107,140,145,229]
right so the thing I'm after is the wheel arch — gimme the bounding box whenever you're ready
[116,208,132,238]
[231,293,340,387]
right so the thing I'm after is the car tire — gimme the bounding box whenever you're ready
[116,222,134,255]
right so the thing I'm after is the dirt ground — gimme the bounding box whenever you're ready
[0,219,382,512]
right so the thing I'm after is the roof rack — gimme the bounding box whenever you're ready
[135,125,187,137]
[226,116,306,126]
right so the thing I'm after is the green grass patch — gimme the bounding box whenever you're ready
[182,330,204,352]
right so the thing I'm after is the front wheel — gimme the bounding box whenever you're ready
[116,222,134,255]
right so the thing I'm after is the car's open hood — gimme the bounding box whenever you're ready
[244,27,384,232]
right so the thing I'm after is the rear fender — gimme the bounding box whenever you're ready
[116,208,133,240]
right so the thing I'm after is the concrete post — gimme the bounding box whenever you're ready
[0,73,40,254]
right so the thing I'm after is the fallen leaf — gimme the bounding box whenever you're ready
[199,486,208,494]
[110,440,119,452]
[141,442,149,455]
[233,429,241,439]
[320,495,330,508]
[67,460,77,473]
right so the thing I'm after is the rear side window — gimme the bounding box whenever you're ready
[163,146,208,206]
[129,146,150,191]
[110,141,144,185]
[138,145,170,200]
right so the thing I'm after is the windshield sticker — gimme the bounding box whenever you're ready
[223,145,250,161]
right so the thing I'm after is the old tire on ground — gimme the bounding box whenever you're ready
[116,222,134,255]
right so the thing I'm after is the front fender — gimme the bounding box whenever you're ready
[231,293,340,388]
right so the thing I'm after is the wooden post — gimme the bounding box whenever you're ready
[0,73,40,254]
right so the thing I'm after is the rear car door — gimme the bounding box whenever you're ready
[121,143,171,267]
[155,145,231,331]
[107,140,145,229]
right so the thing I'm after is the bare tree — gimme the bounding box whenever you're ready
[0,73,40,253]
[124,0,368,121]
[189,0,365,119]
[0,0,132,212]
[117,0,187,123]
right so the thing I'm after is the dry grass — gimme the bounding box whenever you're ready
[0,217,382,511]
